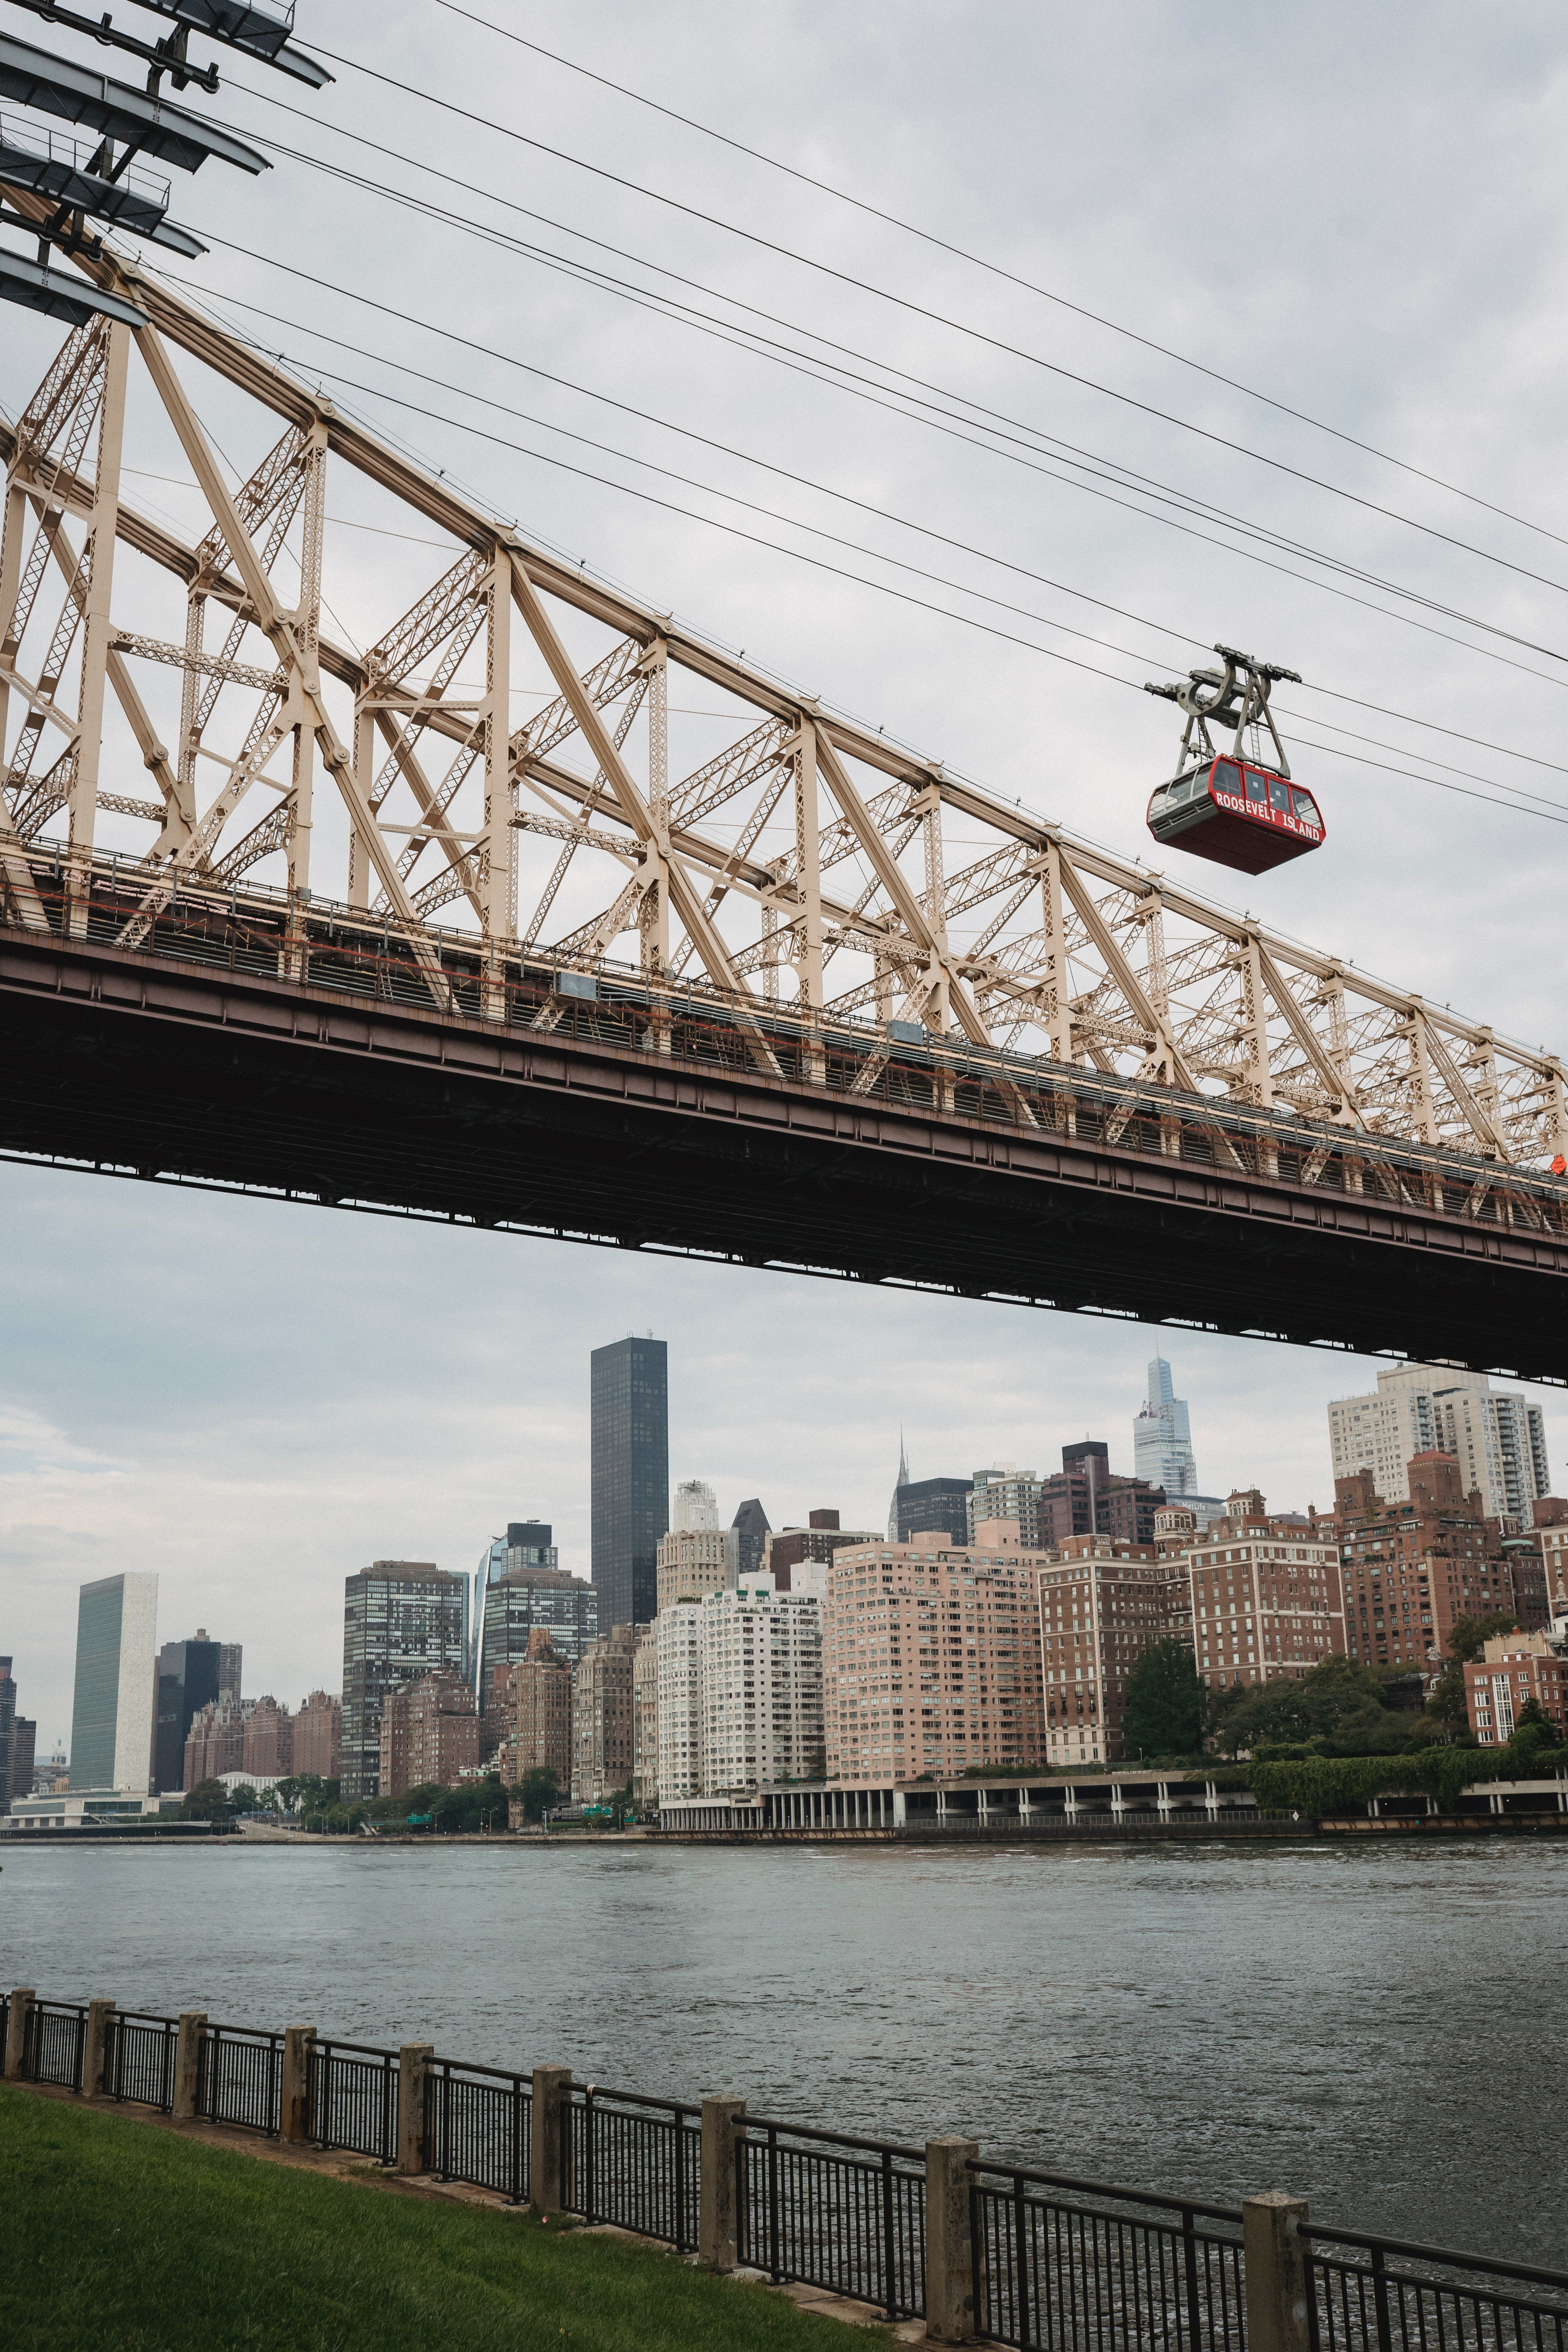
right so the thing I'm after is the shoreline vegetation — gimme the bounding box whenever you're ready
[0,2085,875,2352]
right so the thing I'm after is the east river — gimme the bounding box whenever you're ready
[3,1835,1562,2265]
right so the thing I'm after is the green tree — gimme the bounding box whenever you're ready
[1210,1653,1439,1760]
[181,1778,232,1820]
[1427,1610,1519,1734]
[508,1766,560,1823]
[1121,1640,1207,1759]
[227,1782,263,1814]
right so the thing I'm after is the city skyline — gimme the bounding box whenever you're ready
[5,1170,1565,1748]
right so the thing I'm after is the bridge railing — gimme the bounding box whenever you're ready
[12,847,1567,1234]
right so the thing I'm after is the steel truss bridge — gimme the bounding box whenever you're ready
[2,214,1566,1380]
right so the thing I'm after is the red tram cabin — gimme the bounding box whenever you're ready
[1147,756,1324,875]
[1144,645,1323,877]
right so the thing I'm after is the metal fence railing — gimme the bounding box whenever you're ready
[22,2000,87,2092]
[1305,2225,1568,2352]
[968,2164,1247,2352]
[425,2058,531,2204]
[738,2116,927,2322]
[104,2012,178,2112]
[568,2083,700,2251]
[199,2024,283,2138]
[11,1985,1568,2351]
[307,2039,399,2167]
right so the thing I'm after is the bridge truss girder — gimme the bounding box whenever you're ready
[0,194,1565,1184]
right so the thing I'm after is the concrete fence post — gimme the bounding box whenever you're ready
[396,2043,433,2175]
[925,2136,980,2343]
[699,2095,746,2270]
[83,2000,116,2098]
[4,1989,36,2082]
[280,2025,314,2145]
[172,2011,207,2120]
[1244,2193,1311,2352]
[530,2066,573,2214]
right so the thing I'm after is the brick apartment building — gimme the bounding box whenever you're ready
[377,1672,484,1799]
[1466,1632,1568,1746]
[1184,1510,1345,1695]
[242,1697,293,1780]
[293,1691,342,1780]
[1039,1535,1172,1766]
[1327,1453,1548,1669]
[824,1521,1045,1782]
[497,1628,573,1792]
[571,1623,640,1804]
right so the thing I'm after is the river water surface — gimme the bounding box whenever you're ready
[3,1836,1561,2264]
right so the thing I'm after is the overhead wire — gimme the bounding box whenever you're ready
[187,134,1568,681]
[293,40,1568,605]
[147,264,1568,832]
[176,226,1568,731]
[432,0,1568,562]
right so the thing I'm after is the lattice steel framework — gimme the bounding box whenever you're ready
[2,203,1564,1180]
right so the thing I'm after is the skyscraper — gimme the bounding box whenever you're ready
[1133,1355,1198,1497]
[473,1521,559,1697]
[1328,1366,1550,1526]
[69,1573,159,1794]
[154,1632,222,1794]
[591,1336,669,1632]
[340,1561,469,1800]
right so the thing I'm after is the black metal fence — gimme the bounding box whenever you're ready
[104,2011,177,2112]
[425,2057,531,2204]
[199,2023,283,2138]
[9,1988,1568,2352]
[21,2000,86,2091]
[1305,2225,1568,2352]
[568,2083,700,2251]
[970,2163,1246,2352]
[738,2116,926,2321]
[307,2039,399,2167]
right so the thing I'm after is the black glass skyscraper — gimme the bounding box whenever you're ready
[591,1336,669,1632]
[154,1634,221,1793]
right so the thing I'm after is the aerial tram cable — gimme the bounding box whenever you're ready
[185,162,1568,685]
[161,243,1568,799]
[433,0,1568,563]
[154,270,1568,817]
[291,38,1568,601]
[188,120,1568,671]
[146,272,1568,837]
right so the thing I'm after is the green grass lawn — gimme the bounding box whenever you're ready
[0,2086,878,2352]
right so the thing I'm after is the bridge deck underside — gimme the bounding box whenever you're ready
[3,924,1565,1383]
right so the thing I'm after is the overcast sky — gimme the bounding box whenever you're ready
[5,2,1568,1751]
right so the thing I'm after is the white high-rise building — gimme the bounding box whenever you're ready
[655,1602,703,1801]
[1133,1354,1198,1496]
[1328,1365,1550,1526]
[69,1573,158,1794]
[699,1576,824,1794]
[673,1478,719,1533]
[657,1579,826,1796]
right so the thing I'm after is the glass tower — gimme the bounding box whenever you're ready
[340,1561,469,1800]
[591,1336,669,1633]
[1132,1354,1198,1496]
[69,1573,159,1793]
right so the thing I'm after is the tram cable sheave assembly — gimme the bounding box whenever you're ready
[0,0,326,330]
[1144,646,1324,877]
